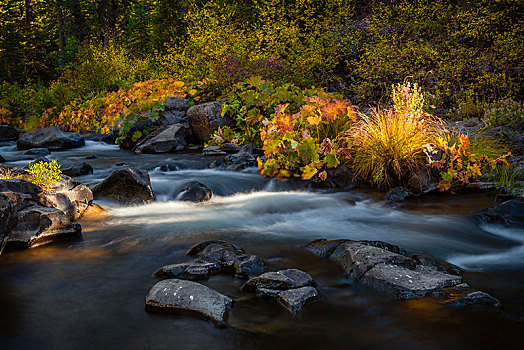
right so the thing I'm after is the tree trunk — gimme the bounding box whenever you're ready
[56,0,66,53]
[25,0,33,27]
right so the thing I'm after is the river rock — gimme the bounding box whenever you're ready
[1,191,35,211]
[0,125,19,141]
[92,167,154,204]
[177,181,212,202]
[0,193,17,254]
[37,192,76,220]
[145,279,233,327]
[24,148,50,157]
[386,187,410,202]
[0,155,4,163]
[187,100,232,143]
[202,146,228,156]
[473,199,524,226]
[17,126,85,150]
[153,260,221,280]
[159,96,189,125]
[276,286,320,313]
[219,143,242,153]
[210,152,256,171]
[155,240,266,279]
[62,162,93,177]
[0,178,42,195]
[242,269,315,292]
[133,124,187,154]
[54,175,93,219]
[450,291,502,309]
[100,133,117,145]
[5,205,82,250]
[306,239,464,300]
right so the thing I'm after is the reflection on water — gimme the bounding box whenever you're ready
[0,140,523,349]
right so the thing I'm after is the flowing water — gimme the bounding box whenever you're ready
[0,141,523,349]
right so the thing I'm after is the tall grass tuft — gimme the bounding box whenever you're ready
[349,82,441,188]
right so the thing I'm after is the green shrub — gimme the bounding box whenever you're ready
[27,160,62,193]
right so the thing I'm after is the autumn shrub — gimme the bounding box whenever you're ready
[349,82,440,188]
[39,78,187,133]
[26,160,62,193]
[481,98,524,129]
[258,95,355,179]
[433,134,510,192]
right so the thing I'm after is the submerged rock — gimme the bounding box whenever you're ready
[450,291,502,309]
[386,187,410,202]
[276,286,320,313]
[0,125,19,141]
[153,260,221,280]
[187,100,232,143]
[145,279,233,327]
[133,124,187,154]
[5,205,81,250]
[17,126,85,150]
[92,167,154,204]
[62,162,94,177]
[177,181,212,203]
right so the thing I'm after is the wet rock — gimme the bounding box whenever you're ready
[202,146,227,156]
[159,97,189,125]
[1,191,35,211]
[360,263,463,299]
[329,242,417,280]
[81,203,107,217]
[5,206,82,250]
[145,279,233,327]
[54,175,93,219]
[118,120,161,150]
[242,269,315,292]
[177,181,212,202]
[0,154,4,163]
[306,239,465,300]
[473,199,524,226]
[0,193,17,254]
[186,240,245,256]
[133,124,187,154]
[92,167,154,204]
[62,162,93,177]
[85,155,97,159]
[153,260,221,280]
[219,143,241,153]
[406,169,438,195]
[0,179,42,195]
[210,152,257,171]
[17,126,85,150]
[100,133,117,145]
[24,148,50,157]
[0,125,19,141]
[33,157,51,163]
[386,187,410,201]
[37,192,75,220]
[312,165,358,189]
[187,100,232,143]
[231,254,266,278]
[276,286,319,313]
[450,291,502,309]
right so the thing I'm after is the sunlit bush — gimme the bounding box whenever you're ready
[27,160,62,193]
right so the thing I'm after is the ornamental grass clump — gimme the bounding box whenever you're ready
[349,82,441,188]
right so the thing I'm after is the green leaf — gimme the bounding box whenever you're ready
[298,137,320,163]
[324,151,340,168]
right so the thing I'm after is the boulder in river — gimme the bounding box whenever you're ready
[133,124,187,154]
[386,187,410,202]
[187,100,232,143]
[4,205,82,251]
[92,167,155,204]
[210,151,257,171]
[100,133,117,145]
[0,193,18,254]
[158,96,189,125]
[177,181,212,203]
[0,178,42,195]
[154,241,266,281]
[0,125,19,141]
[450,291,502,309]
[54,175,94,219]
[17,126,85,150]
[24,148,50,157]
[62,162,94,177]
[145,279,233,327]
[473,199,524,226]
[306,239,465,300]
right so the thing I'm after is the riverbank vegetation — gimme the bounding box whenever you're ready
[0,0,521,191]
